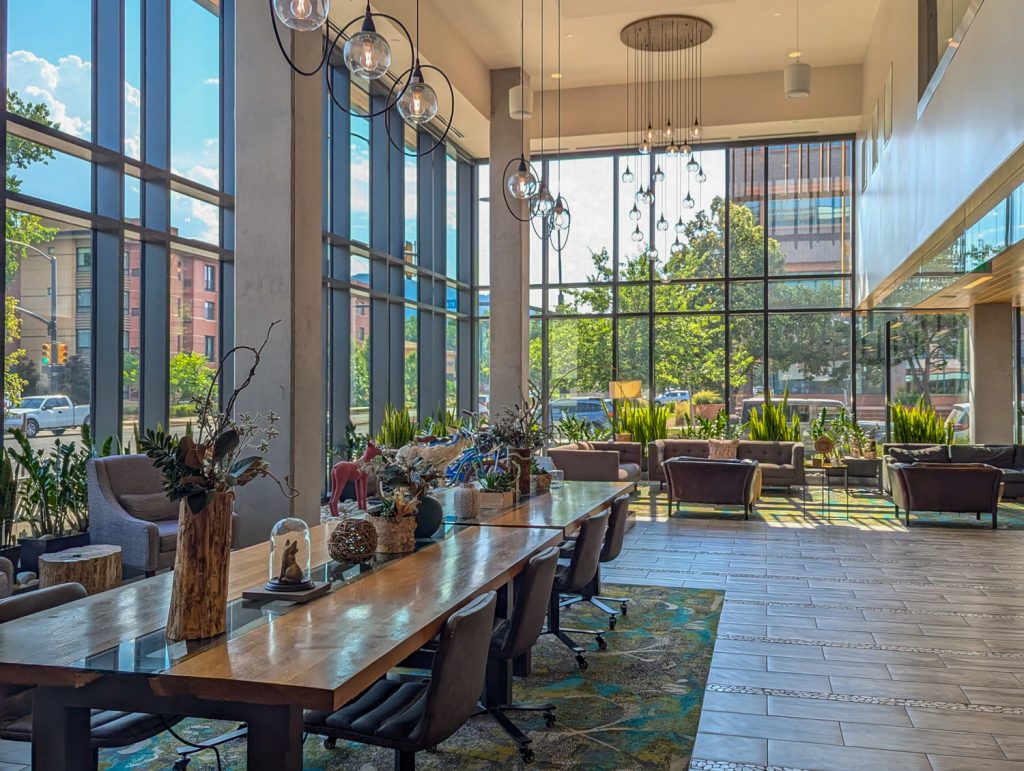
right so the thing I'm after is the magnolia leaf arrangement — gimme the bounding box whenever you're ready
[139,322,295,514]
[360,449,440,518]
[489,398,550,452]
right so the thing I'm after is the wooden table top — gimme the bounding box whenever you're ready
[0,522,563,711]
[436,480,634,535]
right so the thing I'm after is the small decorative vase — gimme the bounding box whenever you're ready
[453,483,481,520]
[166,492,234,642]
[512,449,532,496]
[371,515,417,554]
[414,495,444,538]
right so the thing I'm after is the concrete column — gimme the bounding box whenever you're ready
[969,302,1014,444]
[488,68,531,414]
[232,6,323,545]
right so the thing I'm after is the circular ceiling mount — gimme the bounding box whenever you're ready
[620,15,713,51]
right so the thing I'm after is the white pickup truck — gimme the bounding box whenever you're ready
[4,395,91,438]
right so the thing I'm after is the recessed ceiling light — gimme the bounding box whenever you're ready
[774,11,782,16]
[566,32,574,38]
[551,72,563,79]
[788,50,801,59]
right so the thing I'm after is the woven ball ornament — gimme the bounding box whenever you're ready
[328,518,377,564]
[813,435,835,455]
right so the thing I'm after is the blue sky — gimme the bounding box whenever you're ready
[6,0,222,243]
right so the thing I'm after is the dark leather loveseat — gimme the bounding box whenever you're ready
[889,462,1003,528]
[649,439,804,490]
[882,443,1024,497]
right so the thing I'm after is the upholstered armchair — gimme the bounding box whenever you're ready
[0,557,12,600]
[548,442,642,482]
[663,457,760,519]
[889,462,1003,528]
[87,456,239,576]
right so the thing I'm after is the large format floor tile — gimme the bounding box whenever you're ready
[606,485,1024,770]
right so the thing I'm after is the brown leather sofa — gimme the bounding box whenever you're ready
[889,462,1003,528]
[548,441,643,483]
[882,443,1024,497]
[649,439,804,490]
[663,458,760,519]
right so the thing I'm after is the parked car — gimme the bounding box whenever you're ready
[4,395,91,438]
[656,389,691,406]
[548,397,610,426]
[945,402,971,441]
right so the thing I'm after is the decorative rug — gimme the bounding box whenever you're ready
[100,586,722,770]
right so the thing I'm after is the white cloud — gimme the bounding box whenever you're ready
[204,77,220,86]
[186,163,220,189]
[7,50,91,138]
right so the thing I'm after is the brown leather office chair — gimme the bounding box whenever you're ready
[0,585,183,770]
[306,591,497,771]
[560,494,633,629]
[543,509,609,670]
[477,546,559,763]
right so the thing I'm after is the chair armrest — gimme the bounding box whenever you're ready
[87,467,160,572]
[0,557,12,599]
[790,444,805,484]
[649,441,666,481]
[549,449,620,481]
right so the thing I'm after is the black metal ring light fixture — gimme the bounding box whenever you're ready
[383,63,455,157]
[546,0,571,254]
[269,0,416,120]
[503,0,541,224]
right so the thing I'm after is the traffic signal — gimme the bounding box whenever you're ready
[41,343,51,366]
[56,343,68,365]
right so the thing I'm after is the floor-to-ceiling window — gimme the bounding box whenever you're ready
[483,139,855,428]
[322,64,473,474]
[3,0,234,450]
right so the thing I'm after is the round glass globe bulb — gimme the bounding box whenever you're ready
[639,139,652,155]
[397,70,438,125]
[344,30,391,80]
[696,167,707,184]
[666,143,679,157]
[661,271,673,284]
[273,0,330,31]
[548,199,571,231]
[681,142,692,156]
[507,160,538,200]
[530,183,555,218]
[675,218,686,236]
[656,214,669,232]
[683,193,695,209]
[621,165,634,184]
[687,157,700,173]
[653,166,665,183]
[631,226,644,243]
[649,246,659,261]
[628,204,642,222]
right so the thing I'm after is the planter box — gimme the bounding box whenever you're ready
[479,491,516,510]
[694,403,726,419]
[19,532,90,574]
[0,545,20,571]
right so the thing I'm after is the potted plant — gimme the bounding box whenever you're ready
[7,430,91,573]
[364,450,443,539]
[530,460,551,493]
[890,400,953,444]
[139,323,293,641]
[479,468,518,509]
[490,399,549,495]
[0,449,19,568]
[692,390,725,420]
[365,487,419,553]
[746,391,802,442]
[375,404,418,449]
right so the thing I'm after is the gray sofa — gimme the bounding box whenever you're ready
[548,441,643,483]
[649,439,805,490]
[87,455,239,576]
[881,443,1024,497]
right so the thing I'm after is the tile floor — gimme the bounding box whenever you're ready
[605,484,1024,771]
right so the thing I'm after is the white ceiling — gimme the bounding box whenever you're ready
[432,0,881,90]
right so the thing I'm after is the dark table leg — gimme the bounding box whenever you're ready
[246,703,304,770]
[32,687,94,771]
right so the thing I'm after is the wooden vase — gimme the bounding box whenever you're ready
[166,492,234,642]
[371,515,417,554]
[512,449,532,496]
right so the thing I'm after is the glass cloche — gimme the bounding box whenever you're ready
[266,518,314,592]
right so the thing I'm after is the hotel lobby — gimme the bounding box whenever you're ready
[1,0,1024,769]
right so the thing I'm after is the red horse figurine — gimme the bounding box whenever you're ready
[329,442,382,515]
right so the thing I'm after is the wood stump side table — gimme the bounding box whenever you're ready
[39,545,122,595]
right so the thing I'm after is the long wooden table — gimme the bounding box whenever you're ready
[0,482,629,770]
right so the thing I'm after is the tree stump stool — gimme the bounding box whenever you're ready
[39,545,122,596]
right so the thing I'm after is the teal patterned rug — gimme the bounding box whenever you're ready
[100,586,722,770]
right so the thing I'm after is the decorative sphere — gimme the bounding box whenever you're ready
[344,30,391,80]
[507,164,538,200]
[328,518,377,563]
[273,0,330,31]
[628,204,642,222]
[398,77,438,125]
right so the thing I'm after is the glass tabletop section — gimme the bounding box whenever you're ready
[71,523,460,675]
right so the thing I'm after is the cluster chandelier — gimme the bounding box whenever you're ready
[620,15,712,261]
[502,0,571,253]
[270,0,455,156]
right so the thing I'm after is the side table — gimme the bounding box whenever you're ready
[39,545,122,596]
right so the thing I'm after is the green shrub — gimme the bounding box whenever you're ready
[746,391,801,442]
[677,409,735,439]
[556,415,605,443]
[692,390,722,405]
[890,400,953,444]
[375,404,418,449]
[619,400,670,450]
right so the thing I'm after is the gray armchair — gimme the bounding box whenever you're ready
[87,456,239,576]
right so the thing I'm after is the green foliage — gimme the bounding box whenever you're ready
[123,351,140,392]
[375,404,418,449]
[169,351,217,405]
[618,400,671,450]
[746,391,802,442]
[480,468,518,493]
[677,409,735,440]
[692,390,722,405]
[0,449,18,547]
[890,400,954,444]
[489,399,549,452]
[420,404,465,437]
[342,420,370,461]
[6,429,89,537]
[351,340,370,409]
[556,415,605,443]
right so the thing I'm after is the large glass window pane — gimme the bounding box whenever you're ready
[730,314,764,421]
[7,0,92,140]
[545,318,612,401]
[350,291,371,435]
[546,156,613,285]
[768,312,852,405]
[855,311,889,430]
[445,316,458,409]
[123,237,142,447]
[6,139,91,212]
[170,0,220,187]
[169,251,219,426]
[125,0,142,160]
[405,306,417,420]
[618,154,650,267]
[477,164,490,286]
[1010,182,1024,247]
[767,278,851,310]
[446,153,457,279]
[616,316,650,400]
[653,149,726,279]
[728,146,765,277]
[170,191,220,245]
[767,142,852,275]
[477,318,490,414]
[350,85,371,244]
[889,311,969,421]
[4,215,93,444]
[963,202,1007,271]
[404,126,418,263]
[655,282,725,312]
[654,315,725,405]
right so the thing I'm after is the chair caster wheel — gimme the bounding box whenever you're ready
[173,759,190,771]
[596,634,608,650]
[620,602,628,616]
[576,654,589,670]
[323,737,337,749]
[543,710,556,727]
[520,745,535,763]
[608,616,617,630]
[427,745,439,753]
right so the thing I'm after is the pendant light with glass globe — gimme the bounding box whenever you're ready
[503,0,540,219]
[546,0,572,253]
